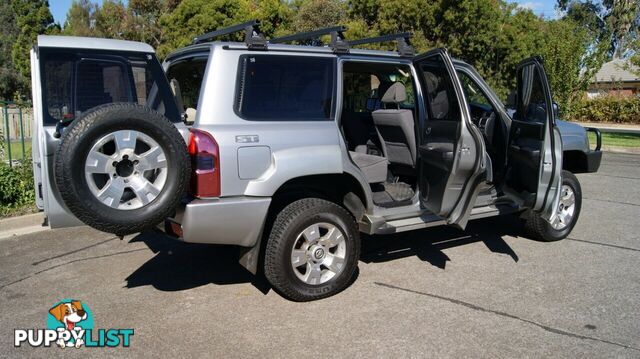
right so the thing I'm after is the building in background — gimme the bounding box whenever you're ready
[587,59,640,98]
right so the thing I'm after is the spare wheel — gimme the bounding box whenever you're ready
[54,103,190,235]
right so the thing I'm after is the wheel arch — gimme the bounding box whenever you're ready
[268,173,369,222]
[238,172,368,276]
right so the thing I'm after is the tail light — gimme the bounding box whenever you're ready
[187,129,220,198]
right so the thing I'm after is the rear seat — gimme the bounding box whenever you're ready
[349,151,388,183]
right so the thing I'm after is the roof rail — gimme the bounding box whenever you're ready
[192,20,267,50]
[269,26,349,53]
[348,32,415,57]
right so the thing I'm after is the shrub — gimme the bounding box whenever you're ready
[566,96,640,124]
[0,159,35,216]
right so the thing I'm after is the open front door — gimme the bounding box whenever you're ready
[505,57,562,222]
[414,49,486,229]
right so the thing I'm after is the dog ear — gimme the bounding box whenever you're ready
[49,303,65,322]
[71,301,83,312]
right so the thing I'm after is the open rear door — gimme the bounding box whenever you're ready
[413,49,486,229]
[505,57,562,222]
[31,36,181,228]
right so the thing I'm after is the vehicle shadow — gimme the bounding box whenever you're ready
[124,232,271,293]
[361,215,523,269]
[124,215,524,294]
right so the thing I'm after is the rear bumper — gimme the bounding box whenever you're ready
[165,196,271,247]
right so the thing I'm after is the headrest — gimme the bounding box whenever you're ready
[423,72,440,94]
[381,82,407,103]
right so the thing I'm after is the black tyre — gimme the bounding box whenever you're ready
[523,170,582,242]
[264,198,360,301]
[54,103,190,235]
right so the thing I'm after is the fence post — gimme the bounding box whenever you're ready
[18,107,26,160]
[3,104,11,167]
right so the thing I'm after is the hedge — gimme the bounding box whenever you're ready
[0,129,35,216]
[567,96,640,124]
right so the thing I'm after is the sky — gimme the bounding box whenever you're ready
[48,0,561,25]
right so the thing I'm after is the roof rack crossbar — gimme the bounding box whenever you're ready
[348,32,415,57]
[270,26,349,53]
[192,20,267,49]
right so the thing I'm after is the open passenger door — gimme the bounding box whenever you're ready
[505,57,562,223]
[413,49,486,229]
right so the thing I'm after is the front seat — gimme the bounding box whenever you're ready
[371,82,416,167]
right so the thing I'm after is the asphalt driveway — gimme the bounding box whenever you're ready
[1,152,639,357]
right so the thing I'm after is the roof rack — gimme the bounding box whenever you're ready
[192,20,267,50]
[269,26,349,53]
[348,32,415,57]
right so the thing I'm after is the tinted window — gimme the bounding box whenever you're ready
[76,60,130,113]
[458,70,492,108]
[515,64,549,124]
[236,55,334,121]
[417,54,461,121]
[44,58,73,122]
[40,49,179,125]
[166,57,207,110]
[342,62,415,113]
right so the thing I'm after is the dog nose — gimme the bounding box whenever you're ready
[77,309,85,316]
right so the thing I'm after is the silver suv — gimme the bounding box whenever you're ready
[30,21,601,301]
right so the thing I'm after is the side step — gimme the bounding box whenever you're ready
[362,203,520,235]
[364,213,446,235]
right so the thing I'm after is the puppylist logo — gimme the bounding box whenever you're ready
[14,299,134,348]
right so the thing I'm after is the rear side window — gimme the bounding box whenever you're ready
[236,55,335,121]
[166,57,208,111]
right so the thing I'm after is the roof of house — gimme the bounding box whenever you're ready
[592,59,640,83]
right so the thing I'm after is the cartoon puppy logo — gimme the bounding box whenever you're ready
[48,301,87,348]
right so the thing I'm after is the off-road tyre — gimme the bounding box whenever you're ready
[54,103,189,235]
[523,170,582,242]
[264,198,360,301]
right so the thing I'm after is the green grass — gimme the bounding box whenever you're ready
[588,132,640,148]
[1,140,31,161]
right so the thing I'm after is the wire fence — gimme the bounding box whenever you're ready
[1,101,33,167]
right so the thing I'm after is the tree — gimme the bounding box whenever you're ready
[539,19,607,110]
[158,0,293,58]
[95,0,127,38]
[0,1,22,100]
[291,0,345,32]
[62,0,97,37]
[128,0,165,46]
[11,0,57,98]
[603,0,639,57]
[559,0,640,57]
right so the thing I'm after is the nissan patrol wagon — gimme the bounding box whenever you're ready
[30,21,601,301]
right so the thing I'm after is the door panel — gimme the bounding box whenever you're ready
[414,49,486,228]
[506,57,561,220]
